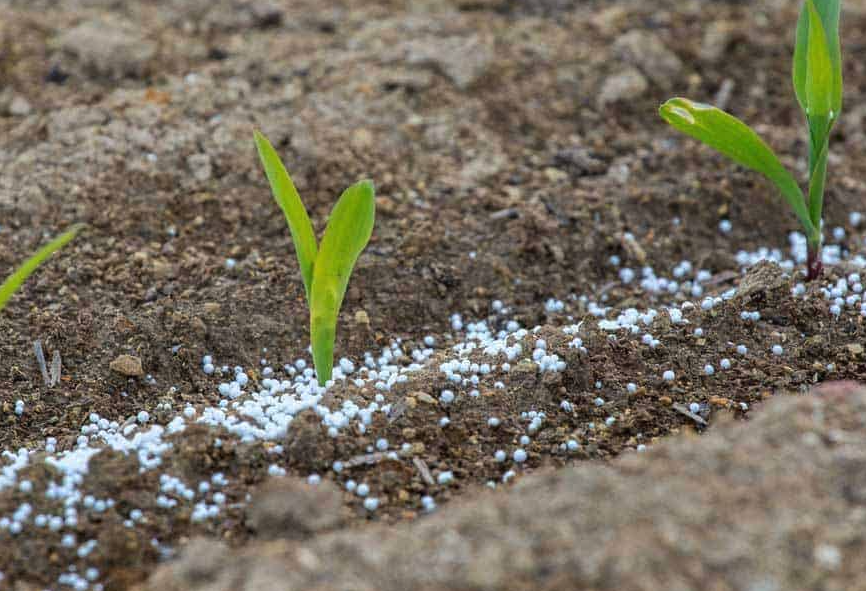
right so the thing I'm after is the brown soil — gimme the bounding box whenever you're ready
[2,0,866,589]
[142,382,866,591]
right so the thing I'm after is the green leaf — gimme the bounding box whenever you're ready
[805,0,834,119]
[0,224,85,312]
[793,0,842,118]
[309,180,376,385]
[659,98,814,236]
[793,3,808,108]
[254,130,318,301]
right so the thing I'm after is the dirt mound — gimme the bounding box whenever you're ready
[144,381,866,591]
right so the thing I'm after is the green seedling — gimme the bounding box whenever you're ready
[254,131,375,387]
[660,0,842,280]
[0,224,85,313]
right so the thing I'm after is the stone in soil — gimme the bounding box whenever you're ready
[247,477,345,540]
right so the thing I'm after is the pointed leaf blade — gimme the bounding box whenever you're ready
[793,0,842,116]
[659,98,813,234]
[310,180,376,385]
[805,0,834,119]
[0,224,85,312]
[793,4,809,111]
[254,131,318,300]
[822,0,843,115]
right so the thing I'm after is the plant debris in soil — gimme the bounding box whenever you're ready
[2,0,866,589]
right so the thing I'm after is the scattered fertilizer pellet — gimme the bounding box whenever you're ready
[421,496,436,512]
[437,471,454,485]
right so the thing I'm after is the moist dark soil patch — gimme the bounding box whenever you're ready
[2,0,866,589]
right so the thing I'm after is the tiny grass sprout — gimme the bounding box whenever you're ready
[254,131,375,387]
[0,224,85,313]
[660,0,842,280]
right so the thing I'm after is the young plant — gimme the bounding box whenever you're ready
[254,131,375,387]
[660,0,842,280]
[0,224,85,313]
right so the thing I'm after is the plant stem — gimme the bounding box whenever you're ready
[806,241,823,281]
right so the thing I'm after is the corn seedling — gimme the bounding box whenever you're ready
[660,0,842,280]
[254,131,375,387]
[0,224,85,313]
